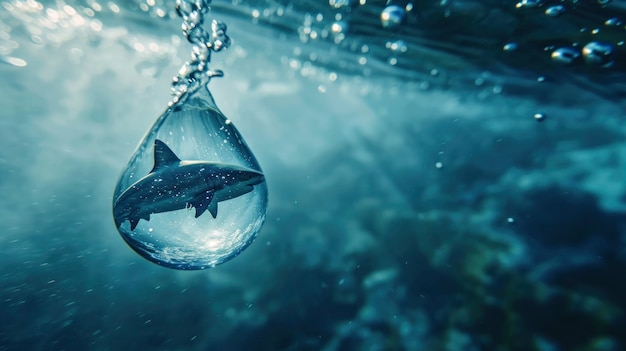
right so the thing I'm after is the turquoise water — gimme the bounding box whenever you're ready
[1,0,625,349]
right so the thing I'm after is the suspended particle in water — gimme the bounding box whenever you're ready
[582,41,615,67]
[533,113,546,122]
[597,0,611,6]
[545,5,565,16]
[551,47,581,64]
[381,5,406,29]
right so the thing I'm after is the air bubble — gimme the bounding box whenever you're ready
[545,5,565,16]
[582,41,615,67]
[381,5,405,29]
[516,0,543,8]
[604,18,622,26]
[386,39,408,53]
[551,47,581,64]
[503,42,518,51]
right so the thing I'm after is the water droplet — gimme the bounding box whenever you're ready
[545,5,565,16]
[534,113,546,122]
[113,89,268,269]
[507,217,515,223]
[551,47,581,64]
[113,3,267,270]
[582,41,615,67]
[381,5,406,29]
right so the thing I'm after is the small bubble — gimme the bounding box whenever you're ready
[435,162,443,169]
[108,2,120,13]
[331,21,347,34]
[516,0,542,8]
[503,42,518,51]
[545,5,565,16]
[507,217,515,223]
[551,47,581,64]
[381,5,405,29]
[533,113,546,122]
[604,18,622,26]
[387,39,408,53]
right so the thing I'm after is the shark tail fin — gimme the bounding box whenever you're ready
[208,202,218,218]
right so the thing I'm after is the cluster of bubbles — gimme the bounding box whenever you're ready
[512,0,622,68]
[550,42,616,67]
[170,0,230,105]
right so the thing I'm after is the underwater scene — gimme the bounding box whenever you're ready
[1,0,625,349]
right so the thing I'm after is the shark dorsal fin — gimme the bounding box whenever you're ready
[151,139,181,173]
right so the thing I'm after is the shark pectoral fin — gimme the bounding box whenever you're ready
[191,191,215,218]
[208,201,218,219]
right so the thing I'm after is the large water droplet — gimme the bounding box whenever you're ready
[112,86,268,270]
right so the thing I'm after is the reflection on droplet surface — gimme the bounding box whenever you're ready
[381,5,405,29]
[582,41,615,67]
[113,87,268,269]
[534,113,546,122]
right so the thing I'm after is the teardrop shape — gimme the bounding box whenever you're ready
[112,85,268,270]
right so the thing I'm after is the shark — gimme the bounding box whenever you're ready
[114,139,265,230]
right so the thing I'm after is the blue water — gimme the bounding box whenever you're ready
[1,0,625,350]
